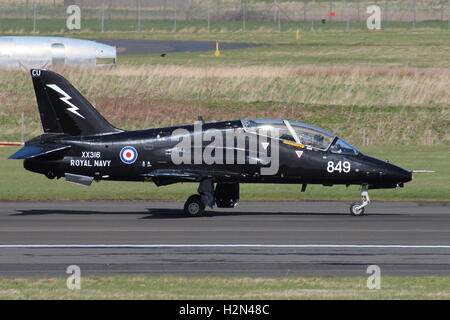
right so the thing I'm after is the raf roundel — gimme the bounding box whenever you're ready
[120,146,138,164]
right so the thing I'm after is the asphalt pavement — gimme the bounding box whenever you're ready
[0,200,449,278]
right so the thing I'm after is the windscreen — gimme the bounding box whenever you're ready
[330,138,360,155]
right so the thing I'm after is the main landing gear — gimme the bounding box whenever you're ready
[184,180,215,217]
[350,184,370,216]
[183,180,239,217]
[184,195,205,217]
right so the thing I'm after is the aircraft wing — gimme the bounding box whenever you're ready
[142,169,244,185]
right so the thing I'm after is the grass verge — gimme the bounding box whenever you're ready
[1,275,450,299]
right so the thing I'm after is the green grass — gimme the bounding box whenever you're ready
[108,29,450,68]
[1,275,450,299]
[0,145,448,202]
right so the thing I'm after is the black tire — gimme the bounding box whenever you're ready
[350,202,365,216]
[184,195,205,217]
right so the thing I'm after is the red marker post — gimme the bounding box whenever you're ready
[0,142,23,147]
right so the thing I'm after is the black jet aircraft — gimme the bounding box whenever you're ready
[9,69,413,216]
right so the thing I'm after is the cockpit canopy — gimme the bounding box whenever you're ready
[330,138,359,155]
[241,119,359,155]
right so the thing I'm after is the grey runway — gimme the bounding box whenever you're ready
[92,39,259,55]
[0,200,449,277]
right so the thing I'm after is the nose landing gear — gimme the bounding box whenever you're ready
[350,184,370,216]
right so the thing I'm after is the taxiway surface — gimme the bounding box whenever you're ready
[0,200,449,277]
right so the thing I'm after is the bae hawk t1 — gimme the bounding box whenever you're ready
[9,69,413,216]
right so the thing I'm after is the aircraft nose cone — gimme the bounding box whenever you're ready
[387,164,412,183]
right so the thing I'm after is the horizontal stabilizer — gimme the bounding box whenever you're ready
[8,145,70,159]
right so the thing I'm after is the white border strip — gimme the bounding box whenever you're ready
[1,244,450,249]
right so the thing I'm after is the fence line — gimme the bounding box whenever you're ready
[0,0,450,32]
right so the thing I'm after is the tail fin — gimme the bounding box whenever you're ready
[30,69,121,136]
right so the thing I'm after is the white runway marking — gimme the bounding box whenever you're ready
[1,244,450,249]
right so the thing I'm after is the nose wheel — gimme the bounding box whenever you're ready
[350,185,370,216]
[350,202,365,216]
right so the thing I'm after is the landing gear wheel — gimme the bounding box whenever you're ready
[349,184,370,216]
[184,195,205,217]
[350,202,365,216]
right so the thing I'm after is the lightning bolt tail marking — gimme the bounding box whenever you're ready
[46,84,86,119]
